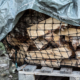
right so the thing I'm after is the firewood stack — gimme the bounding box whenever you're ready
[3,10,80,68]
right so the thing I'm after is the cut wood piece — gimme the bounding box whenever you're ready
[25,60,41,65]
[17,50,26,63]
[28,45,38,51]
[45,33,71,49]
[58,28,80,36]
[33,38,48,50]
[7,34,34,46]
[65,36,71,42]
[64,36,80,50]
[77,60,80,67]
[61,59,77,67]
[44,33,52,42]
[48,33,60,43]
[26,47,72,59]
[46,33,72,49]
[10,43,29,63]
[70,37,80,50]
[75,51,80,59]
[57,28,80,50]
[45,33,61,47]
[41,59,61,68]
[18,43,29,52]
[12,50,26,63]
[7,35,21,46]
[25,59,61,68]
[59,42,76,57]
[27,18,67,39]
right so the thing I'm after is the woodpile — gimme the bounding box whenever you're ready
[3,10,80,68]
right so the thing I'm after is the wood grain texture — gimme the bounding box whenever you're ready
[25,59,61,68]
[75,51,80,59]
[27,18,67,39]
[58,28,80,36]
[61,59,77,67]
[26,47,72,59]
[33,38,48,50]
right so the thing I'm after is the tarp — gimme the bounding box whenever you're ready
[0,0,80,41]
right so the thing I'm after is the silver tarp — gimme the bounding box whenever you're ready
[0,0,80,41]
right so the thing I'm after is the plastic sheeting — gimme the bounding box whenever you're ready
[0,0,80,41]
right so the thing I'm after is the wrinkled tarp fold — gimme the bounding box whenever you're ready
[0,0,80,40]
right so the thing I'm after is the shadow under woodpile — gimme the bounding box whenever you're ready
[36,76,69,80]
[2,9,80,69]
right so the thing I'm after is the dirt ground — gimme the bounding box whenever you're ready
[0,73,18,80]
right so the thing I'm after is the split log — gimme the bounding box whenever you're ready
[70,37,80,50]
[9,43,29,63]
[44,32,60,48]
[44,33,52,42]
[44,33,71,48]
[44,33,72,49]
[44,33,73,56]
[77,60,80,67]
[7,35,21,46]
[75,51,80,59]
[65,36,71,42]
[33,37,48,50]
[61,59,77,67]
[57,28,80,50]
[18,43,29,52]
[64,36,80,50]
[57,28,80,36]
[41,59,61,68]
[11,50,26,63]
[45,33,60,44]
[25,59,61,68]
[26,47,72,59]
[7,34,34,46]
[27,18,67,39]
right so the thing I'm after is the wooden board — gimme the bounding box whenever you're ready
[27,18,67,39]
[19,70,80,78]
[61,59,77,67]
[26,47,72,59]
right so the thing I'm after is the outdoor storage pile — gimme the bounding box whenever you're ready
[4,10,80,68]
